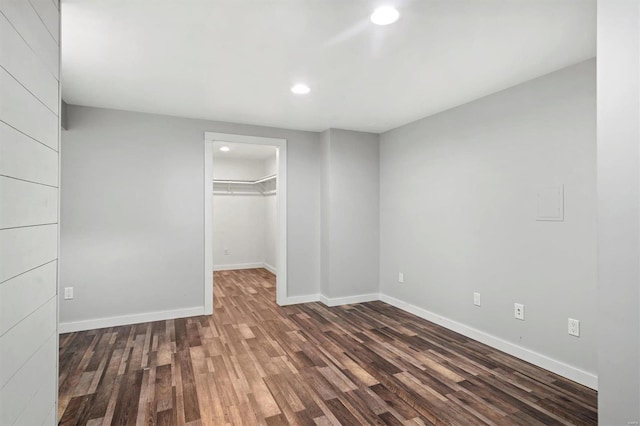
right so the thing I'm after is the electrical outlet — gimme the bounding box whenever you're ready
[398,272,404,283]
[514,303,524,320]
[473,292,481,306]
[224,248,229,255]
[64,287,74,300]
[568,318,580,337]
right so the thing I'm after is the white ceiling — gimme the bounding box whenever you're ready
[61,0,595,133]
[212,141,277,160]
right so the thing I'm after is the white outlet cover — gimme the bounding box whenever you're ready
[398,272,404,283]
[514,303,524,320]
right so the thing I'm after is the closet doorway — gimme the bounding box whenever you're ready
[204,133,287,313]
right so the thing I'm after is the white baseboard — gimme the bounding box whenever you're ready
[263,263,277,274]
[320,293,380,307]
[281,294,320,306]
[57,285,597,390]
[378,294,598,390]
[214,262,265,271]
[58,306,205,334]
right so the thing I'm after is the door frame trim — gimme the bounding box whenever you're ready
[204,132,287,312]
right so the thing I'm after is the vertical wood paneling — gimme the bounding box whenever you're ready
[0,224,57,282]
[0,67,58,150]
[0,12,59,112]
[0,0,58,422]
[0,122,58,186]
[0,0,59,78]
[0,261,56,335]
[0,176,58,229]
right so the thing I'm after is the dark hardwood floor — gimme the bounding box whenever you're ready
[58,269,597,425]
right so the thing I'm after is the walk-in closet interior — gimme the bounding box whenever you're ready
[212,142,278,275]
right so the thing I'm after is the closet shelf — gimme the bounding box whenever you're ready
[212,174,277,196]
[212,174,275,185]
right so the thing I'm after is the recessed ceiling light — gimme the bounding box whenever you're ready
[219,146,230,152]
[291,84,311,95]
[370,6,399,25]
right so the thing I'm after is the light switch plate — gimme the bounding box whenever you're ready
[568,318,580,337]
[64,287,74,300]
[473,292,481,306]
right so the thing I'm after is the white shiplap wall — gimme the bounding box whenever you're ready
[0,0,60,424]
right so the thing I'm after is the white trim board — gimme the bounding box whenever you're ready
[282,294,320,305]
[214,263,266,271]
[56,285,598,390]
[319,293,380,307]
[378,294,598,390]
[58,307,204,334]
[204,141,213,315]
[263,263,276,274]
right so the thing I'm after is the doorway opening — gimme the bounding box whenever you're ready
[204,132,287,313]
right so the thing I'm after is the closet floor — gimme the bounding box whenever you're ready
[58,268,597,425]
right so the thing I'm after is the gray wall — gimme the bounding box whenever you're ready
[60,105,320,325]
[0,0,60,424]
[597,0,640,423]
[321,129,379,299]
[380,60,597,375]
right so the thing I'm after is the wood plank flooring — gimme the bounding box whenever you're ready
[58,269,597,425]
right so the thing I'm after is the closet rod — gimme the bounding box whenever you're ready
[212,174,276,185]
[212,179,254,185]
[213,191,265,195]
[254,174,276,184]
